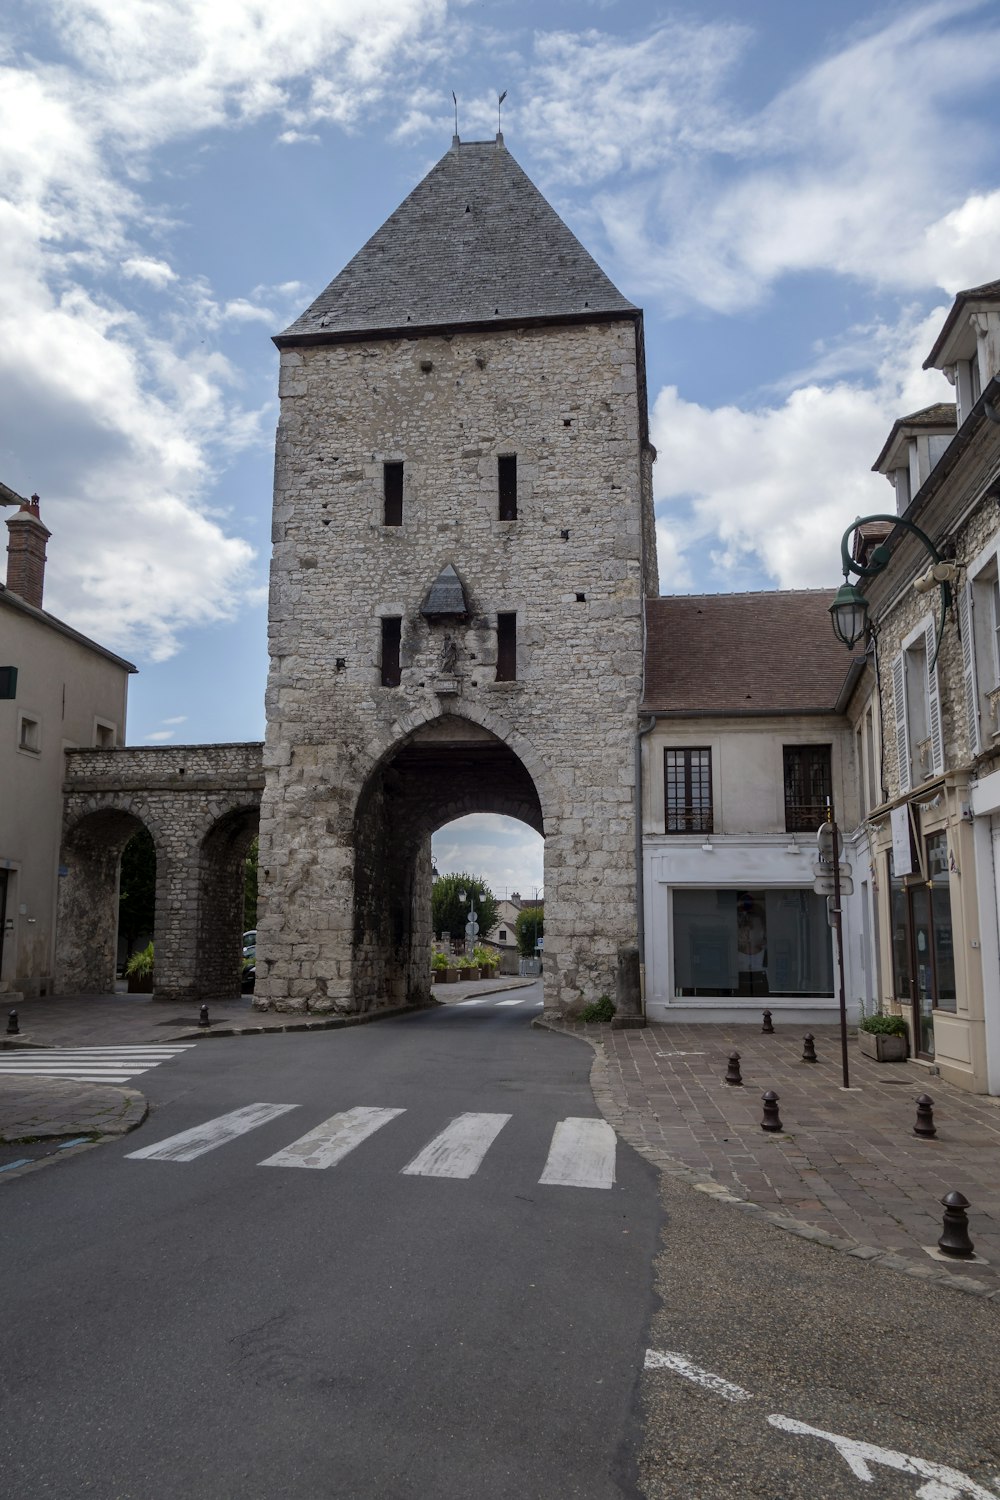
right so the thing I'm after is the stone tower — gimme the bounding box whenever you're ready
[255,134,658,1017]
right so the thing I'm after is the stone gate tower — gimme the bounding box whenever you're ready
[255,133,658,1016]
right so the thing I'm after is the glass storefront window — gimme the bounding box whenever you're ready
[889,853,912,1004]
[927,832,956,1013]
[672,888,833,998]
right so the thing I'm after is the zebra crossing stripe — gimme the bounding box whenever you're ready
[539,1118,616,1189]
[126,1103,298,1162]
[0,1045,195,1084]
[495,998,525,1007]
[258,1106,405,1170]
[402,1112,512,1179]
[457,998,486,1007]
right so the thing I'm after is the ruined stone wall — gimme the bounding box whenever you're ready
[58,744,263,1001]
[257,318,654,1014]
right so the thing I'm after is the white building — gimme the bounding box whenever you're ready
[640,592,862,1026]
[0,489,134,998]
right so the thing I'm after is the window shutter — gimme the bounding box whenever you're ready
[891,652,911,793]
[958,582,981,756]
[924,620,944,775]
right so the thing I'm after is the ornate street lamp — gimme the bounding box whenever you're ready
[830,514,957,666]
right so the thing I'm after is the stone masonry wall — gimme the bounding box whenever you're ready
[257,318,655,1015]
[58,744,263,1001]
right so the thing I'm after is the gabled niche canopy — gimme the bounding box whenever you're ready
[421,563,468,619]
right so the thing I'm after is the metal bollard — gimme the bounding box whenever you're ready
[724,1051,743,1087]
[6,1009,19,1035]
[802,1033,817,1064]
[761,1090,783,1132]
[938,1190,975,1258]
[913,1094,937,1139]
[761,1010,775,1034]
[198,1004,210,1029]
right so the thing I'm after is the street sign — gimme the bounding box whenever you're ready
[812,860,852,880]
[813,873,853,896]
[817,822,844,860]
[465,918,479,939]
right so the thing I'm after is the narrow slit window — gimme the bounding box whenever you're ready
[496,612,517,681]
[498,455,517,521]
[383,462,403,526]
[381,617,402,687]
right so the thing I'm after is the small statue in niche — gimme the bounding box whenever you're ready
[441,633,459,675]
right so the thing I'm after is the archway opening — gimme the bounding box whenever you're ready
[431,814,543,977]
[197,805,260,1000]
[118,827,156,987]
[57,808,154,996]
[352,716,544,1011]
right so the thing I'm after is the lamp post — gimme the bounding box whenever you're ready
[829,514,957,666]
[458,886,478,952]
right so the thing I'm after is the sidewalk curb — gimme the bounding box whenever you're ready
[533,1016,1000,1303]
[171,997,441,1041]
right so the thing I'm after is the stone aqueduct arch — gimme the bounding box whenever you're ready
[57,744,263,1003]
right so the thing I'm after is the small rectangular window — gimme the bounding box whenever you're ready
[380,617,402,687]
[94,721,116,749]
[383,462,403,526]
[665,748,712,833]
[496,612,517,681]
[783,744,832,832]
[18,714,40,753]
[498,455,517,521]
[0,666,17,699]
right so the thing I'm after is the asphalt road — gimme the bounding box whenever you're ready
[0,986,663,1500]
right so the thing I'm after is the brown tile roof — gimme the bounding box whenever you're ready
[643,591,855,714]
[871,402,956,472]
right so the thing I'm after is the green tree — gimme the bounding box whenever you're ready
[118,828,156,956]
[244,837,258,930]
[515,906,544,957]
[432,873,498,944]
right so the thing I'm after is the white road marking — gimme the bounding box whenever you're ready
[768,1415,1000,1498]
[643,1350,752,1402]
[539,1117,616,1189]
[402,1112,511,1179]
[259,1106,405,1169]
[126,1103,298,1162]
[0,1045,195,1083]
[495,998,526,1007]
[457,999,487,1007]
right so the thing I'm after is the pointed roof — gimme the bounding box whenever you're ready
[276,137,636,347]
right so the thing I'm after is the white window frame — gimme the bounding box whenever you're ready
[890,615,942,792]
[964,533,1000,750]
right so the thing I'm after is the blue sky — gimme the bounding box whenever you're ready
[2,0,999,896]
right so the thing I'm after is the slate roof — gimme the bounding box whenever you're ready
[643,592,855,714]
[0,480,27,506]
[871,402,957,472]
[924,279,1000,368]
[276,137,636,345]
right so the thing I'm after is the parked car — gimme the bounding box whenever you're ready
[243,929,256,958]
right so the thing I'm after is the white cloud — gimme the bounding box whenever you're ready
[144,729,175,742]
[276,130,320,146]
[651,306,952,593]
[516,4,1000,311]
[121,256,177,288]
[0,0,457,660]
[432,815,544,900]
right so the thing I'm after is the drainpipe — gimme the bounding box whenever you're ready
[635,715,656,1014]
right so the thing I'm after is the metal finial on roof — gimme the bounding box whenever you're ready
[498,90,507,136]
[452,91,459,141]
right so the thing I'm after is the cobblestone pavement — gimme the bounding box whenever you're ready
[541,1018,1000,1294]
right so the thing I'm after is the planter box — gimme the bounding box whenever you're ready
[127,974,153,994]
[464,967,481,981]
[858,1029,907,1062]
[442,968,459,984]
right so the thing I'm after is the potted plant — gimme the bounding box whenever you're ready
[458,957,481,981]
[125,942,154,994]
[431,951,449,983]
[858,1012,908,1062]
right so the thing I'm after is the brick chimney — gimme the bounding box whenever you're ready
[5,494,51,609]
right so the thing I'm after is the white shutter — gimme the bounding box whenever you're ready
[924,620,944,775]
[958,582,982,756]
[891,652,911,793]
